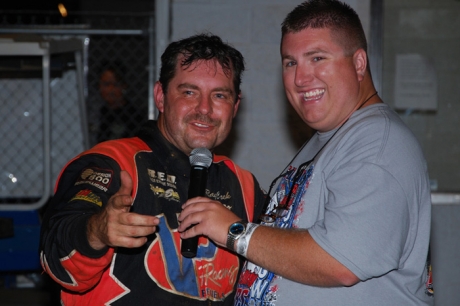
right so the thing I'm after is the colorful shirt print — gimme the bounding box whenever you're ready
[235,163,314,306]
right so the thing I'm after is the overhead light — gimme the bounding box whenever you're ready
[58,3,68,17]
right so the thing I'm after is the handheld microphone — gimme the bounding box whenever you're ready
[181,147,213,258]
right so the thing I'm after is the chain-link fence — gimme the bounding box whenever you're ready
[0,10,154,209]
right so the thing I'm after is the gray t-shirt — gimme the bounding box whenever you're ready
[235,104,433,305]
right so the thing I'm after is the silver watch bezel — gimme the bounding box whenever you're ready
[226,221,247,251]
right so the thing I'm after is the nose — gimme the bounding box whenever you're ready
[195,95,213,115]
[294,64,313,87]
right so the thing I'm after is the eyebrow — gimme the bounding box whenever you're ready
[281,54,295,61]
[178,83,199,90]
[282,48,328,60]
[178,83,234,95]
[213,87,234,95]
[304,49,326,56]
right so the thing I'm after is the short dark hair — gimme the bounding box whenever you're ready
[98,60,127,84]
[158,33,245,99]
[281,0,367,56]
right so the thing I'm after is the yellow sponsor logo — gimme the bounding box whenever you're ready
[150,184,180,202]
[70,189,103,207]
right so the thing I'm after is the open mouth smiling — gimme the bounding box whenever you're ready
[303,89,325,101]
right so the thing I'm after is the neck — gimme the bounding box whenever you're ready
[357,91,379,110]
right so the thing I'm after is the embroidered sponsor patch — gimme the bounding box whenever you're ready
[75,167,113,192]
[150,184,180,202]
[206,190,231,201]
[147,168,180,202]
[147,168,177,188]
[70,189,103,207]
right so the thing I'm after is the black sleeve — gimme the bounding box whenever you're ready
[40,154,123,262]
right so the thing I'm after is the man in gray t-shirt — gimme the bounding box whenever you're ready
[177,1,433,305]
[238,103,432,305]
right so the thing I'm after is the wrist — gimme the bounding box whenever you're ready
[87,215,107,251]
[77,214,110,257]
[235,222,259,257]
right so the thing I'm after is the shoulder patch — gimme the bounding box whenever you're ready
[74,167,113,192]
[70,189,103,207]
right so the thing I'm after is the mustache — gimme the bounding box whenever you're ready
[185,114,218,126]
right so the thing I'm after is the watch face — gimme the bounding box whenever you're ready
[230,223,245,235]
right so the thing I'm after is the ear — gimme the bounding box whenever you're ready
[353,48,367,82]
[153,81,165,113]
[232,93,241,118]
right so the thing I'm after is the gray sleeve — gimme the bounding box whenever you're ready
[309,161,410,281]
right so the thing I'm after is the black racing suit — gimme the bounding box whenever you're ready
[40,120,266,305]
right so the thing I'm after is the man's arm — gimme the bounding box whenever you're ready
[40,163,159,292]
[243,224,359,287]
[177,197,359,287]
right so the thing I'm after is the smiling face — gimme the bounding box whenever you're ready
[281,27,366,132]
[154,59,240,155]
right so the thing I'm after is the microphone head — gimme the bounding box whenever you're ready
[189,148,213,168]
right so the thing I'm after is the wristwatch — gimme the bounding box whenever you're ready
[226,220,247,252]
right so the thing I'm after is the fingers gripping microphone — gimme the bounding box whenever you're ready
[181,147,213,258]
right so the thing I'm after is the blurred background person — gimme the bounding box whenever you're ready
[96,60,147,143]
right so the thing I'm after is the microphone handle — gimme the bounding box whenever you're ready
[188,167,208,198]
[181,166,208,258]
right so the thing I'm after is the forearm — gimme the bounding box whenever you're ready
[40,211,112,291]
[177,198,359,286]
[244,225,359,287]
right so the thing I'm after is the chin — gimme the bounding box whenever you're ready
[188,141,215,151]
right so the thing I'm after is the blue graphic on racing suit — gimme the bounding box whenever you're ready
[154,215,218,296]
[235,163,314,306]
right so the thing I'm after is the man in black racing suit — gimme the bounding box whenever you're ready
[39,33,266,306]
